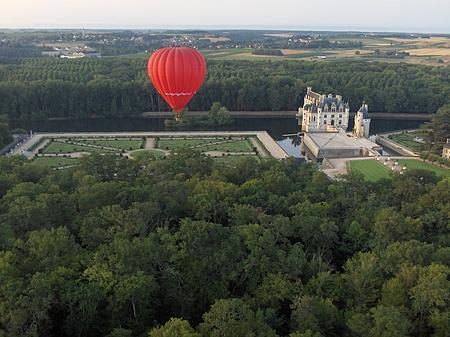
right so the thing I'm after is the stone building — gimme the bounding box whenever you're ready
[299,87,350,133]
[353,102,371,138]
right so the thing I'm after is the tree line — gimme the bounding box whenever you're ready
[0,151,448,337]
[0,57,449,120]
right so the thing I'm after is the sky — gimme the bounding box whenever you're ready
[1,0,449,33]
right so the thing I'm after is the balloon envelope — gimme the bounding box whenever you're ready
[147,47,207,116]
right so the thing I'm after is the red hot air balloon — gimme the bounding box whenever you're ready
[147,47,207,118]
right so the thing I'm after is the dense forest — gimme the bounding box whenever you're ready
[0,115,13,148]
[0,57,449,120]
[0,152,448,337]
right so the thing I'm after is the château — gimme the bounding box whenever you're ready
[299,87,350,133]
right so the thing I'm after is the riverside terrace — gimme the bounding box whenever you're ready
[10,131,289,168]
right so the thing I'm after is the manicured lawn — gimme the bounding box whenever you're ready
[398,159,450,178]
[157,137,253,153]
[388,132,426,152]
[77,138,144,150]
[43,141,93,154]
[201,139,254,153]
[33,156,80,168]
[157,138,218,150]
[43,141,113,154]
[348,159,391,182]
[130,149,166,159]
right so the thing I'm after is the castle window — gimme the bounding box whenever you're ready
[339,114,342,118]
[339,121,342,125]
[324,114,327,118]
[331,115,335,118]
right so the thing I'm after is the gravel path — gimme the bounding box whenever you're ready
[145,138,156,150]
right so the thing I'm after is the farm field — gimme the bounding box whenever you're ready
[348,159,391,182]
[398,159,450,178]
[201,35,450,65]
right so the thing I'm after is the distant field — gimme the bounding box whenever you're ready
[398,159,450,178]
[199,36,231,42]
[348,160,391,182]
[406,48,450,57]
[200,35,450,65]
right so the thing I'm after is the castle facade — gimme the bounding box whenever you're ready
[299,87,350,133]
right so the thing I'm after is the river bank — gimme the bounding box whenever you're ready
[140,111,433,120]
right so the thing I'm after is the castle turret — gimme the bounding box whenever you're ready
[354,102,371,138]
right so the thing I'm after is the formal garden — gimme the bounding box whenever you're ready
[31,135,263,168]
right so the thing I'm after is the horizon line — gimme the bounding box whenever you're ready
[1,25,449,35]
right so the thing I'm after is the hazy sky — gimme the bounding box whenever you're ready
[2,0,449,33]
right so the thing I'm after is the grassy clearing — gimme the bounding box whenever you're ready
[398,159,450,178]
[33,156,80,168]
[348,160,391,182]
[388,132,425,152]
[77,138,143,150]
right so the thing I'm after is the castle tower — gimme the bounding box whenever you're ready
[354,102,371,138]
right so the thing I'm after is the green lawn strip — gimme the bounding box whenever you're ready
[43,141,113,154]
[157,138,225,150]
[33,156,80,168]
[348,159,392,182]
[130,149,166,159]
[201,139,254,153]
[398,159,450,178]
[75,139,144,151]
[388,132,425,152]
